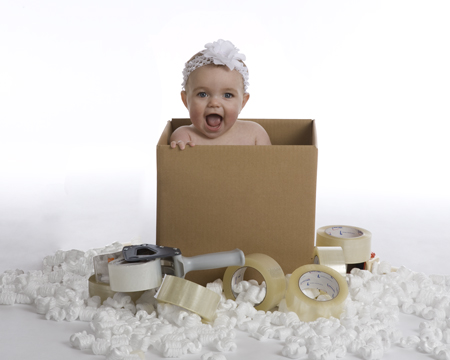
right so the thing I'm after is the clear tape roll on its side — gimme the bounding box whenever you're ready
[108,259,162,292]
[223,253,286,311]
[316,225,372,264]
[88,275,144,303]
[155,275,220,321]
[313,246,347,277]
[285,264,349,322]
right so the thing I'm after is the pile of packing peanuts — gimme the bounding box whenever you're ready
[1,242,450,360]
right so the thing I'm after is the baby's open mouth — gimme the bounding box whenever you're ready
[206,114,222,130]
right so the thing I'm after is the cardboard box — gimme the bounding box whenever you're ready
[156,118,318,285]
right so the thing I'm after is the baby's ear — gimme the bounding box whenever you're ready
[181,91,188,108]
[241,92,250,109]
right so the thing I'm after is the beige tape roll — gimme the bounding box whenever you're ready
[285,264,349,322]
[316,225,372,264]
[155,275,220,321]
[223,253,286,311]
[108,259,162,292]
[88,275,144,303]
[313,247,347,277]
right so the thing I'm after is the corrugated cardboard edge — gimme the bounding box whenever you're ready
[161,118,318,147]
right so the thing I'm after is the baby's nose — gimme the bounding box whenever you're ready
[207,96,221,107]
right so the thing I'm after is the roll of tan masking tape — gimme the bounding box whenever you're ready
[223,253,286,311]
[108,259,162,292]
[285,264,348,322]
[313,247,347,277]
[88,275,144,303]
[316,226,372,264]
[155,275,220,321]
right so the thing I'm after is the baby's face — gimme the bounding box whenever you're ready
[182,65,249,139]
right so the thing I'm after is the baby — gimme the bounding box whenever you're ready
[170,39,271,149]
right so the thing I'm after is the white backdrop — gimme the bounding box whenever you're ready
[1,2,450,360]
[1,0,449,275]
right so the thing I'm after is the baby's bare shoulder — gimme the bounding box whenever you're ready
[237,121,271,145]
[235,120,262,133]
[170,125,194,142]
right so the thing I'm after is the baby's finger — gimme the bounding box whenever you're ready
[177,141,186,150]
[170,141,177,149]
[186,141,196,147]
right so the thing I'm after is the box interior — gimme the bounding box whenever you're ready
[158,118,317,147]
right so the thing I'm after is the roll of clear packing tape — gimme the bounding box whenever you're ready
[223,253,286,311]
[88,275,144,303]
[285,264,349,322]
[155,275,220,321]
[316,225,372,264]
[108,259,162,292]
[313,246,347,277]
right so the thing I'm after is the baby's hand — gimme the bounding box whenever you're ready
[170,140,195,150]
[169,126,195,150]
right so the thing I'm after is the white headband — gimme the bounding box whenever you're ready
[182,39,249,93]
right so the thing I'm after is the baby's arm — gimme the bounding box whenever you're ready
[253,123,272,145]
[169,126,196,150]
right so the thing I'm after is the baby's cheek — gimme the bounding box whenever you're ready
[229,109,241,121]
[188,109,201,124]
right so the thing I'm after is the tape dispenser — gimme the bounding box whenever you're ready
[94,244,245,293]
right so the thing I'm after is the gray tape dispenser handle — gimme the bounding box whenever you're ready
[177,249,245,278]
[122,244,245,278]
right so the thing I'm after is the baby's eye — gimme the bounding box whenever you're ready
[197,92,207,98]
[224,93,234,98]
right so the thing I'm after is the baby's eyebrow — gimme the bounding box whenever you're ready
[222,88,238,92]
[191,86,209,93]
[190,86,239,94]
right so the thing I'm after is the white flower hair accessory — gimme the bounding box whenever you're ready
[182,39,249,92]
